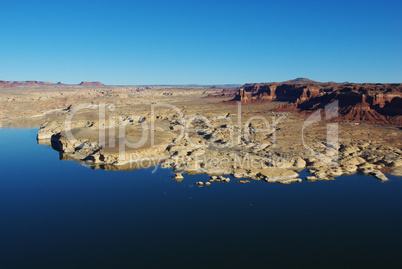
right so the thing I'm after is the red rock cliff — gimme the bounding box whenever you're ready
[228,80,402,125]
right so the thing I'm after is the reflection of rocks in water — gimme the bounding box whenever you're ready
[37,139,52,147]
[59,152,166,171]
[90,161,163,171]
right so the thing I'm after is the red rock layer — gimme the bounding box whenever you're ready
[227,81,402,125]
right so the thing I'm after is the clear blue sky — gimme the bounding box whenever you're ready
[1,0,401,85]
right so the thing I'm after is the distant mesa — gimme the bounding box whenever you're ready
[0,80,55,87]
[0,80,104,87]
[282,77,317,83]
[79,81,104,86]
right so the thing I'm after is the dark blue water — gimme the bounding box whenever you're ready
[0,128,401,269]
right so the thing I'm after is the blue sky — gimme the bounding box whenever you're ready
[1,0,401,85]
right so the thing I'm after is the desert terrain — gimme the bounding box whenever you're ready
[1,79,401,183]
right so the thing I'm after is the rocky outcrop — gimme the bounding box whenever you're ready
[228,80,402,125]
[231,82,324,104]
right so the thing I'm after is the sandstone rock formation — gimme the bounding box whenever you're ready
[228,79,402,125]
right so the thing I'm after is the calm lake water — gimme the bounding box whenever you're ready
[0,128,401,269]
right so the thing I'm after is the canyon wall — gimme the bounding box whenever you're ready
[228,81,402,125]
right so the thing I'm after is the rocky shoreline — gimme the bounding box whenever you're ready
[37,109,402,183]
